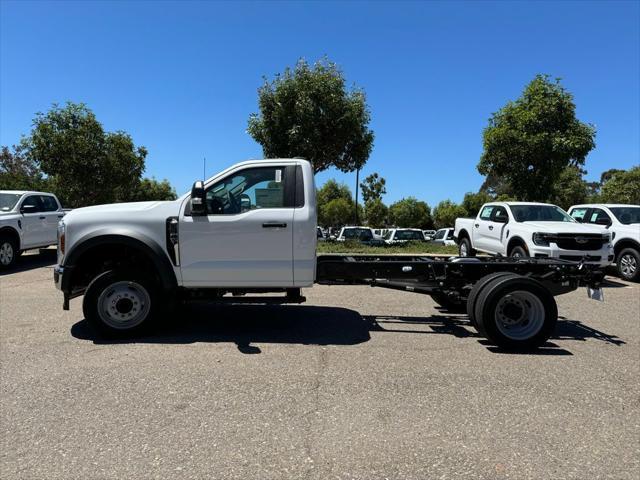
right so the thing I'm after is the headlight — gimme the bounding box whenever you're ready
[532,232,551,246]
[57,220,66,254]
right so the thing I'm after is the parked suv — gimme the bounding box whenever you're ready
[568,204,640,281]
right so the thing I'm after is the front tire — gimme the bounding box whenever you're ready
[509,245,529,259]
[474,275,557,350]
[458,237,476,257]
[0,235,18,269]
[616,248,640,282]
[83,270,161,337]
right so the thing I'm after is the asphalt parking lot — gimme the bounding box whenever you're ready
[1,250,639,480]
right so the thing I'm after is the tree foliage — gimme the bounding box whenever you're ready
[18,102,175,207]
[388,197,433,229]
[433,200,465,230]
[248,58,374,174]
[599,166,640,204]
[131,177,177,202]
[478,75,596,202]
[461,191,493,217]
[548,165,590,209]
[364,198,388,228]
[0,145,45,191]
[360,172,386,204]
[321,198,354,228]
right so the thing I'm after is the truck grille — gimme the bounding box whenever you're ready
[554,234,607,251]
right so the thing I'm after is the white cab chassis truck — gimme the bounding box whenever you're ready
[0,191,67,268]
[55,159,605,351]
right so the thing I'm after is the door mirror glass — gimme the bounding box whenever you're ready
[494,213,508,223]
[190,181,206,216]
[595,217,611,227]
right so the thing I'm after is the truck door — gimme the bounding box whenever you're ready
[486,206,509,254]
[18,195,48,248]
[179,164,295,287]
[39,195,64,245]
[473,205,496,252]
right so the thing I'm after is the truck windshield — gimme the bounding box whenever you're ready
[609,207,640,225]
[395,230,424,240]
[510,205,575,223]
[0,193,21,211]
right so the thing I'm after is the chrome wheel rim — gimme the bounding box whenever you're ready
[0,242,14,266]
[512,250,523,258]
[494,290,545,341]
[97,281,151,329]
[460,242,468,256]
[620,254,637,277]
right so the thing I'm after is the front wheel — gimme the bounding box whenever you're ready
[474,275,557,350]
[509,245,529,259]
[616,248,640,282]
[458,237,476,257]
[0,235,18,269]
[83,270,161,337]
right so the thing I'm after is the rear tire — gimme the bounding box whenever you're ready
[0,235,18,269]
[83,270,161,338]
[474,275,557,350]
[509,245,528,259]
[458,237,476,257]
[616,248,640,282]
[466,272,519,332]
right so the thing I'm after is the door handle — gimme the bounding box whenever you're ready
[488,225,494,231]
[474,223,479,228]
[39,216,46,220]
[262,222,287,228]
[57,215,64,218]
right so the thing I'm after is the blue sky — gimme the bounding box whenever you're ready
[1,0,638,206]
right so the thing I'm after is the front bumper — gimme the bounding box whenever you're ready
[53,264,73,310]
[529,243,614,266]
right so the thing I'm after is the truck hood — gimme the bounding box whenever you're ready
[63,200,182,224]
[69,201,166,214]
[517,221,606,234]
[0,211,19,220]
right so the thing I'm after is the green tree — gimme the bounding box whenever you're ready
[317,179,352,206]
[549,165,590,209]
[461,191,493,217]
[478,75,596,202]
[0,145,46,191]
[321,197,353,228]
[131,177,177,202]
[248,58,374,174]
[388,197,433,229]
[599,166,640,204]
[360,172,386,204]
[433,200,465,230]
[364,198,388,228]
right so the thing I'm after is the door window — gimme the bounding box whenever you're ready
[21,195,42,212]
[570,208,588,222]
[479,206,494,220]
[40,196,59,212]
[434,230,445,240]
[587,208,611,225]
[206,167,286,215]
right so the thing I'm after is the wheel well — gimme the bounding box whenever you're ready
[68,243,164,294]
[507,236,528,255]
[457,229,470,243]
[0,227,20,250]
[614,238,640,257]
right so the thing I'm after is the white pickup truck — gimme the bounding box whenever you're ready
[454,202,613,266]
[0,190,67,268]
[53,159,607,350]
[568,204,640,282]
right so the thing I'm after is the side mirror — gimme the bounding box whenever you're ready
[595,217,611,227]
[494,214,508,224]
[574,217,583,223]
[20,204,37,214]
[190,181,206,216]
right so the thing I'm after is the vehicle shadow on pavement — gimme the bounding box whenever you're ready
[71,304,373,352]
[0,249,56,276]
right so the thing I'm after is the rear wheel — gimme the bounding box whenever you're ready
[474,275,557,350]
[83,270,161,337]
[509,245,528,259]
[616,248,639,282]
[466,272,519,332]
[0,235,18,269]
[458,237,476,257]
